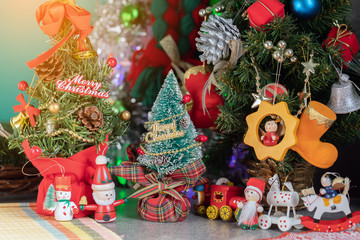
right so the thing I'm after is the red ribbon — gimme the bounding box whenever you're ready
[13,94,41,127]
[26,1,93,69]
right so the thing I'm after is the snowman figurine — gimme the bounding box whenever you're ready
[45,176,79,221]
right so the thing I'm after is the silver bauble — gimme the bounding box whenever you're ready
[273,51,281,60]
[285,49,294,58]
[290,56,297,63]
[277,40,287,49]
[215,6,222,13]
[264,41,273,50]
[205,7,213,15]
[199,9,206,17]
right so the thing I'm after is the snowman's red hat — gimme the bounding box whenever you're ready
[92,155,115,191]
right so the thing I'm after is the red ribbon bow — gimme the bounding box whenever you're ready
[13,94,41,127]
[26,1,93,69]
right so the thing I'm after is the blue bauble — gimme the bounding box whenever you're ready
[291,0,321,19]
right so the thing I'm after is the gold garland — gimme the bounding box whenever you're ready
[139,142,202,156]
[49,128,94,143]
[145,108,187,125]
[58,101,91,120]
[38,91,57,110]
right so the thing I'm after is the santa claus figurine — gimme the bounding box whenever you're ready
[80,155,127,223]
[237,178,265,230]
[45,176,79,221]
[261,120,279,146]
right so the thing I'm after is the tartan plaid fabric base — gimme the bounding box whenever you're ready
[137,193,191,223]
[109,145,208,222]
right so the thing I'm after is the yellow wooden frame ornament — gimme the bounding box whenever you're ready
[244,101,300,161]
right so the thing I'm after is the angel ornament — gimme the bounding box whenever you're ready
[260,117,285,146]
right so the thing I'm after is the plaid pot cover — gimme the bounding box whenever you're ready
[109,144,208,222]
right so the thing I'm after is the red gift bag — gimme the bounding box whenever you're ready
[324,24,360,63]
[247,0,285,29]
[22,139,109,218]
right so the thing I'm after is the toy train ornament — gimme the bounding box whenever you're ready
[193,178,245,221]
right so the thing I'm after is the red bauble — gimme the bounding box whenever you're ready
[18,81,29,91]
[185,68,224,129]
[182,94,192,104]
[107,57,117,68]
[137,147,145,155]
[30,146,42,158]
[262,83,288,101]
[195,135,208,142]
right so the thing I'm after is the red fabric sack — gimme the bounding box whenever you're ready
[247,0,285,29]
[22,139,109,218]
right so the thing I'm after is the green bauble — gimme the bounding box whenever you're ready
[120,4,145,27]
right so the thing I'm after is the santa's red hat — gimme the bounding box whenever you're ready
[245,178,265,202]
[92,156,115,191]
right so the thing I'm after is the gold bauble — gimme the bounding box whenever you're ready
[10,112,28,130]
[49,103,60,113]
[120,110,131,121]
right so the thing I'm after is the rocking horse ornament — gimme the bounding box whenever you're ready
[300,174,360,232]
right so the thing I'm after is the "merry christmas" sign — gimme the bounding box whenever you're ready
[56,75,109,99]
[145,119,185,143]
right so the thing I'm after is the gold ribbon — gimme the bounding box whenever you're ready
[327,24,353,53]
[159,35,193,85]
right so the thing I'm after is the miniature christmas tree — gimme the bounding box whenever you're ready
[43,184,56,211]
[137,70,205,177]
[8,0,126,158]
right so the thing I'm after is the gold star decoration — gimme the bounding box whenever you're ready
[301,55,319,75]
[251,93,272,109]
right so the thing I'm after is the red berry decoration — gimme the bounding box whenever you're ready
[30,146,42,158]
[107,57,117,68]
[195,135,208,142]
[137,147,145,155]
[18,81,28,91]
[182,94,191,104]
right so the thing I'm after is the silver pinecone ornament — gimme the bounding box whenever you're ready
[196,14,240,65]
[179,116,190,129]
[153,155,169,166]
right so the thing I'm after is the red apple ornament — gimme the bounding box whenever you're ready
[182,94,192,104]
[137,147,145,155]
[30,146,42,158]
[107,57,117,68]
[18,81,29,91]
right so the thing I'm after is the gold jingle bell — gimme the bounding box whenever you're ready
[10,112,28,130]
[120,110,131,121]
[72,37,98,60]
[46,119,59,134]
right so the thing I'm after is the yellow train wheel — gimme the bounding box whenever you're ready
[220,205,233,221]
[206,205,219,220]
[234,208,241,221]
[197,205,206,215]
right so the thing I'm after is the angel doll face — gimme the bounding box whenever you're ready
[265,120,278,132]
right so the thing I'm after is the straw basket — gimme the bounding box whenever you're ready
[244,159,315,210]
[0,165,41,195]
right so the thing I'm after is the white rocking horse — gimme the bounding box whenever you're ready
[301,178,351,223]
